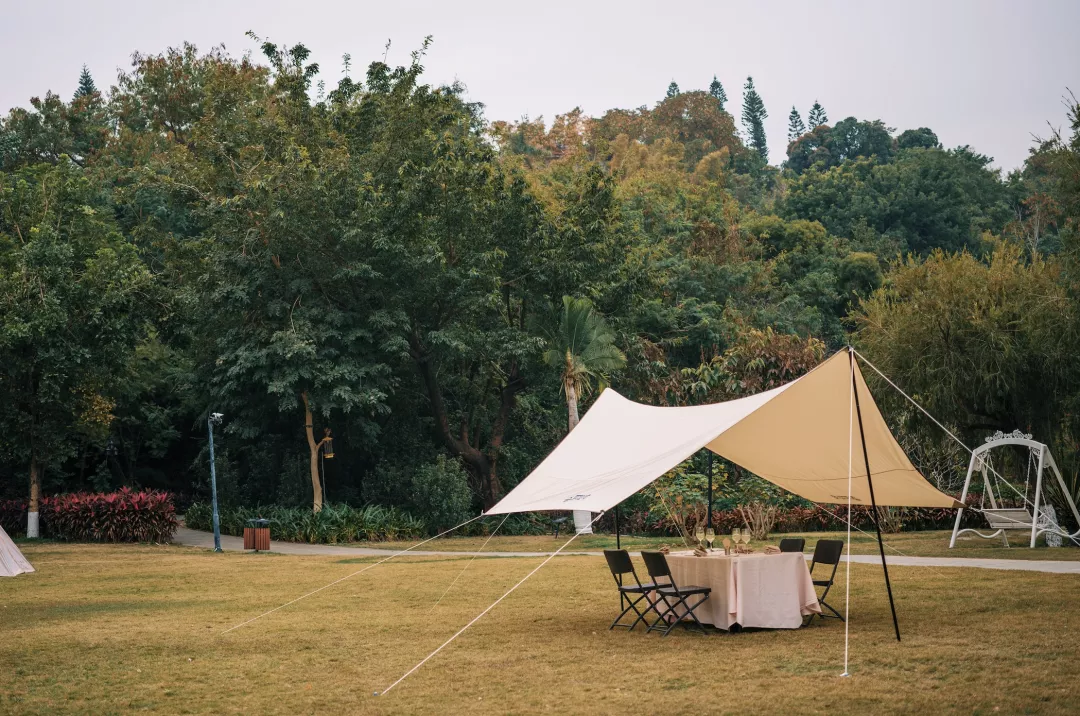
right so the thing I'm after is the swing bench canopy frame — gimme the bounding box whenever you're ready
[949,431,1080,548]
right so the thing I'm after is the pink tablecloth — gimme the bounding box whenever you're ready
[660,552,820,630]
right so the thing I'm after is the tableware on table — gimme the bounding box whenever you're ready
[722,537,731,555]
[705,527,715,551]
[764,545,781,555]
[742,530,752,551]
[695,527,706,548]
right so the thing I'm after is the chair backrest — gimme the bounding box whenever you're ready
[811,539,844,568]
[779,538,805,553]
[640,551,674,586]
[984,508,1034,530]
[603,549,634,577]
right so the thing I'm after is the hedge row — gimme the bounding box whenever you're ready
[0,489,177,542]
[184,502,428,543]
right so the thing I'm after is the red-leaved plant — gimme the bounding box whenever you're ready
[0,488,177,542]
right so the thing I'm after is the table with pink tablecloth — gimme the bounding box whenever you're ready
[658,552,820,630]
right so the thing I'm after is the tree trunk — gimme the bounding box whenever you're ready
[566,379,591,534]
[27,452,40,538]
[301,392,324,513]
[409,333,523,510]
[566,380,580,430]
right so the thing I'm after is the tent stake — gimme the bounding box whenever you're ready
[850,350,901,642]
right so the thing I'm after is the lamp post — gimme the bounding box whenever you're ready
[207,412,224,553]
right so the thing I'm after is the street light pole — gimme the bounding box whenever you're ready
[207,413,224,553]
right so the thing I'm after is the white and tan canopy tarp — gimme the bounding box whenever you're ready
[488,350,961,515]
[0,524,34,577]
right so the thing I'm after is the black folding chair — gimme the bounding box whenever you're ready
[779,537,805,553]
[806,539,845,624]
[602,550,661,631]
[640,551,712,636]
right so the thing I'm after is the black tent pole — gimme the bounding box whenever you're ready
[850,348,901,642]
[615,504,621,550]
[707,452,714,530]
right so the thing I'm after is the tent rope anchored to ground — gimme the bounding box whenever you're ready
[374,348,962,693]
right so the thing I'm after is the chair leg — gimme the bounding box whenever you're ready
[649,594,710,636]
[819,599,845,621]
[809,583,844,624]
[610,593,651,630]
[647,595,678,634]
[681,595,710,635]
[629,592,662,631]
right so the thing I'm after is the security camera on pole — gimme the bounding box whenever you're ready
[207,412,224,552]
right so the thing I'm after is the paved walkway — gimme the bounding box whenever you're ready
[173,527,599,558]
[173,527,1080,574]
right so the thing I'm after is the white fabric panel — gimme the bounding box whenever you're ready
[486,383,790,514]
[0,525,34,577]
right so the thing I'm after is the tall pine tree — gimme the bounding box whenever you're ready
[787,106,806,142]
[808,100,828,130]
[73,65,97,100]
[666,81,680,98]
[741,76,768,162]
[709,75,727,111]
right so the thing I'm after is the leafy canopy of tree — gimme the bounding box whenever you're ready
[1,40,1078,527]
[741,76,768,162]
[709,76,727,111]
[787,106,806,142]
[808,100,828,130]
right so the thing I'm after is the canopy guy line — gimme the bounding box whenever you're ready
[853,350,1073,537]
[854,351,1039,510]
[377,511,606,697]
[221,513,485,635]
[429,513,510,612]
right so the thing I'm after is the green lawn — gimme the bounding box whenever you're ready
[1,541,1077,714]
[358,529,1080,561]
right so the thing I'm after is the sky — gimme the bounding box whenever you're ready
[3,0,1079,171]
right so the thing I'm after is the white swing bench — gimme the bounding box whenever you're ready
[964,508,1038,547]
[950,431,1080,549]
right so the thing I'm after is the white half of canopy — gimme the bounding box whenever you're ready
[487,350,961,515]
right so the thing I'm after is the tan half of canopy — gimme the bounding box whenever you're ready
[487,350,961,515]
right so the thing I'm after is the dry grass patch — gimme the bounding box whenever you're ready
[1,542,1077,714]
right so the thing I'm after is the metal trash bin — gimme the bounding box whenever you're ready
[243,518,270,552]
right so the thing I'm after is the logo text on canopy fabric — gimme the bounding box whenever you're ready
[563,494,591,502]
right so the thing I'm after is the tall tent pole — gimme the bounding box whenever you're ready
[850,349,901,642]
[615,504,621,549]
[707,452,714,531]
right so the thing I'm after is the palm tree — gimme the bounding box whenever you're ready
[544,296,626,533]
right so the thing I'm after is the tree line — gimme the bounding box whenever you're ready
[2,37,1078,532]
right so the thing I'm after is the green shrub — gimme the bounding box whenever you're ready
[184,502,426,543]
[408,456,472,533]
